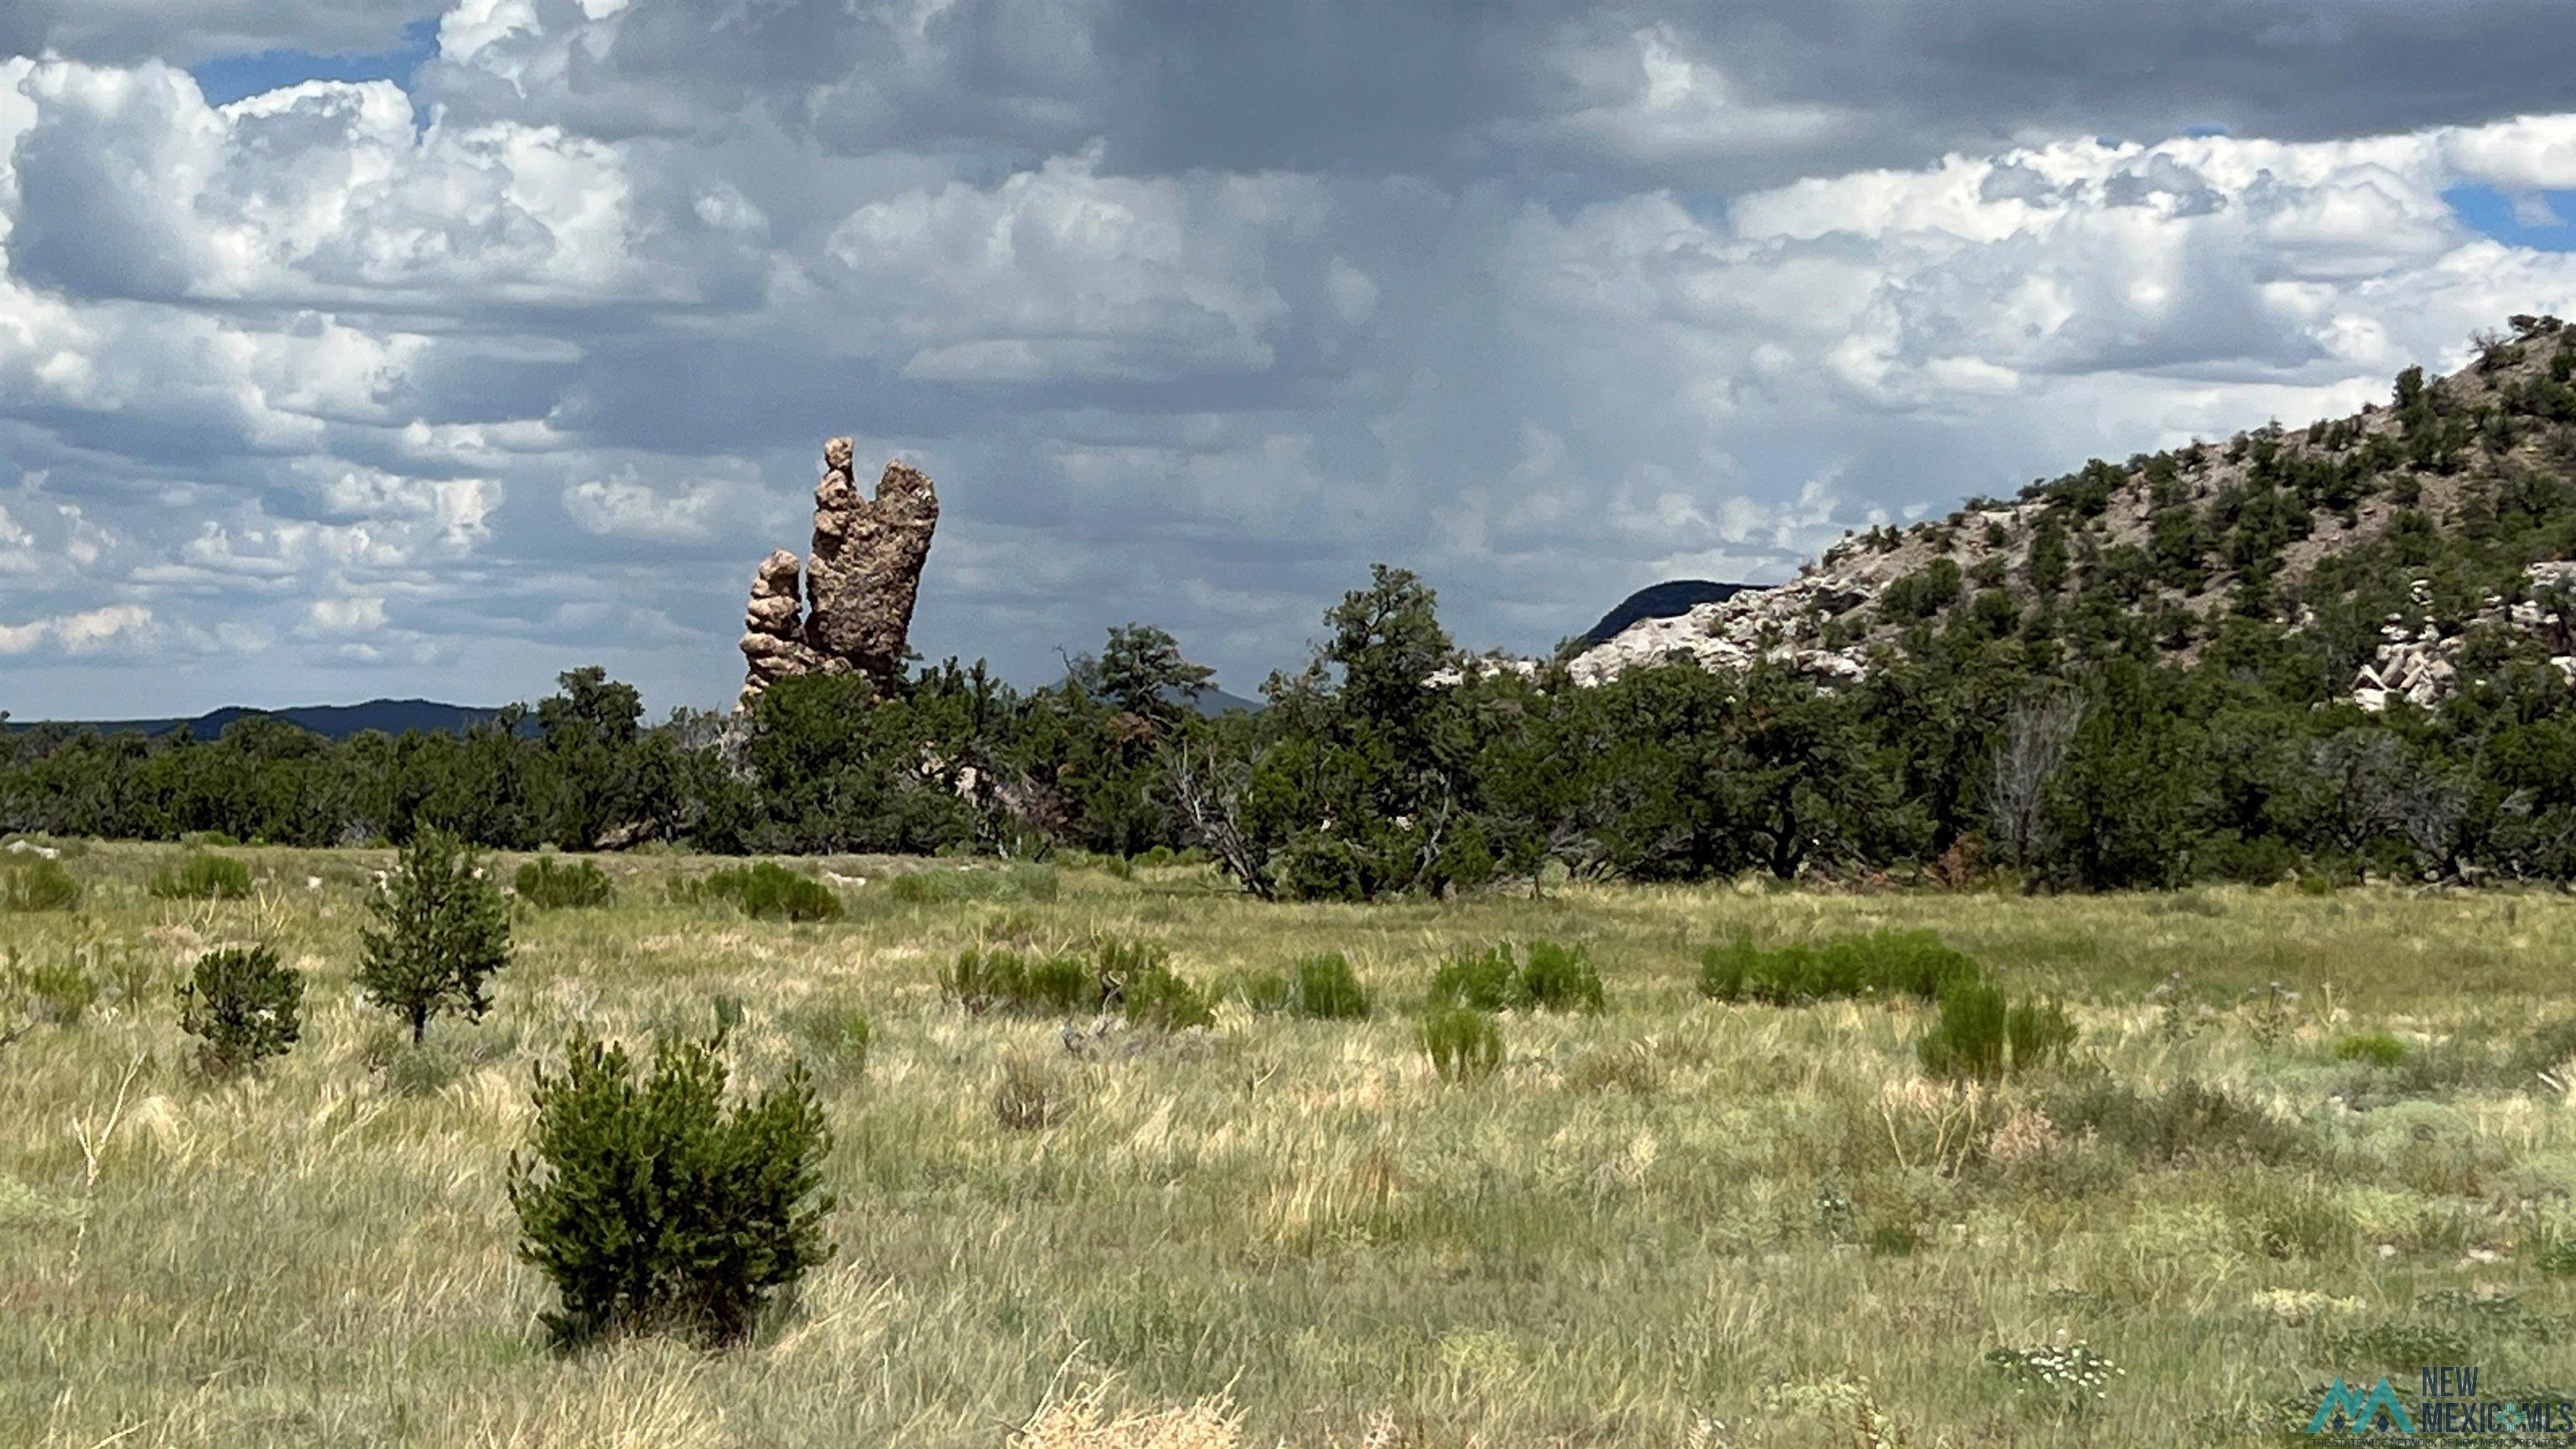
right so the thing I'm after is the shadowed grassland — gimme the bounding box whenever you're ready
[4,843,2576,1446]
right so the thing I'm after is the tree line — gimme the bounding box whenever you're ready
[9,559,2576,895]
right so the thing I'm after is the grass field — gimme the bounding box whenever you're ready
[6,841,2576,1446]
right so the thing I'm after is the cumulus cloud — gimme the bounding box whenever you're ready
[0,603,155,656]
[8,2,2576,717]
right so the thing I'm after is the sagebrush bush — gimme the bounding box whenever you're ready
[1,858,80,912]
[2039,1072,2310,1166]
[514,856,615,909]
[150,852,254,901]
[1700,929,1981,1005]
[1427,940,1604,1014]
[358,829,512,1044]
[1420,1005,1503,1081]
[509,1030,837,1348]
[697,862,842,922]
[176,944,304,1072]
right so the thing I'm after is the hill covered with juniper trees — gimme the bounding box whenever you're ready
[14,318,2576,896]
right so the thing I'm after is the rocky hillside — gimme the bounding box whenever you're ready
[1571,315,2576,706]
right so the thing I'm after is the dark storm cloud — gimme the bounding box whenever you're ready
[8,3,2576,718]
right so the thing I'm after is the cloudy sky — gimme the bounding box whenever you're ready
[4,1,2576,718]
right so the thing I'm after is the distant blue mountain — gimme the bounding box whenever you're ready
[4,699,505,742]
[1579,579,1755,647]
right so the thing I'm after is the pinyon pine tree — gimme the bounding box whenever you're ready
[358,828,512,1043]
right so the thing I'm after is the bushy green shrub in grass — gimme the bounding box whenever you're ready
[1700,929,1982,1005]
[176,944,304,1072]
[0,858,80,912]
[697,862,841,922]
[1919,975,2010,1079]
[1420,1005,1503,1082]
[1919,979,2075,1081]
[1427,944,1517,1010]
[945,938,1213,1028]
[1288,953,1371,1019]
[945,946,1092,1013]
[513,856,614,909]
[149,852,253,901]
[2334,1031,2409,1067]
[1097,938,1213,1030]
[1427,940,1604,1013]
[509,1030,836,1347]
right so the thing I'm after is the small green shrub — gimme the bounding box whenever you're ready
[1428,940,1604,1014]
[946,939,1211,1028]
[514,857,614,909]
[358,828,513,1044]
[508,1030,836,1348]
[697,862,841,922]
[2007,997,2079,1070]
[1516,941,1604,1012]
[1919,975,2010,1079]
[1420,1006,1503,1082]
[176,944,304,1072]
[946,946,1092,1014]
[150,853,253,901]
[1288,953,1371,1020]
[2334,1031,2409,1067]
[1701,929,1982,1005]
[1427,944,1516,1010]
[1920,978,2074,1081]
[1,859,80,913]
[1098,939,1213,1030]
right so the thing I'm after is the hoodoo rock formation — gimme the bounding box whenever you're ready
[739,438,940,702]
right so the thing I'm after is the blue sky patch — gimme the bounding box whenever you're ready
[2446,183,2576,250]
[190,18,437,106]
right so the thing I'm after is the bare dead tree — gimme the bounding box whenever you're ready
[2310,728,2470,879]
[1159,735,1274,898]
[1988,683,2087,872]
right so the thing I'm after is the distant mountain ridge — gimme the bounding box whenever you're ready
[4,699,506,742]
[1579,580,1757,647]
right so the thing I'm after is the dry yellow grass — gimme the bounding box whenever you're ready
[3,842,2573,1446]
